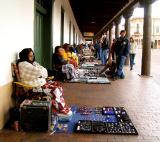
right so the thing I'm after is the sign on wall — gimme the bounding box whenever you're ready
[83,32,94,37]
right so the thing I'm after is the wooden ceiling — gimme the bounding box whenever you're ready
[69,0,130,36]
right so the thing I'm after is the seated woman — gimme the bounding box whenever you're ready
[99,46,116,79]
[52,46,68,80]
[17,48,72,116]
[53,46,79,80]
[99,59,116,79]
[62,43,78,68]
[69,46,79,65]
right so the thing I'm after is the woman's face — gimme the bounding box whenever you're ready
[120,31,126,37]
[28,51,34,62]
[58,48,65,55]
[130,38,133,42]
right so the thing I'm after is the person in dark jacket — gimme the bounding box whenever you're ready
[115,30,130,79]
[94,40,101,59]
[101,35,109,65]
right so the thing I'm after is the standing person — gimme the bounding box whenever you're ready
[17,48,72,115]
[110,39,117,60]
[101,35,109,65]
[115,30,130,79]
[129,37,137,70]
[94,40,101,59]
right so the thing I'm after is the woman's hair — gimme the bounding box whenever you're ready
[54,46,61,54]
[62,43,70,51]
[120,30,126,34]
[69,46,74,53]
[17,48,35,65]
[130,37,134,42]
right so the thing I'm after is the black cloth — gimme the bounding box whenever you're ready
[101,38,109,50]
[52,54,67,81]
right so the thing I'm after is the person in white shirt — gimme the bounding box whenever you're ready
[129,37,137,70]
[17,48,72,116]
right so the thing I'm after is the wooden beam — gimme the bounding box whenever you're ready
[94,0,139,39]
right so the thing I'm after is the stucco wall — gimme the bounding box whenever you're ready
[52,0,83,49]
[0,0,34,129]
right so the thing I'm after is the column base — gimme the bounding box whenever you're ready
[138,74,152,77]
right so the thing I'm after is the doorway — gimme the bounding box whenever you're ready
[34,0,53,68]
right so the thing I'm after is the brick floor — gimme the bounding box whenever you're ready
[0,49,160,142]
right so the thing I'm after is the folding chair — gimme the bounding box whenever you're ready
[11,62,54,106]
